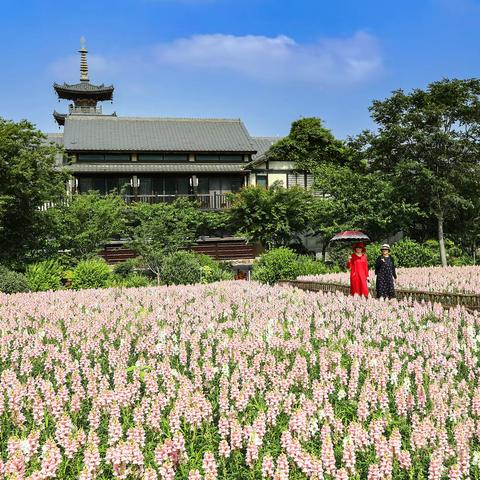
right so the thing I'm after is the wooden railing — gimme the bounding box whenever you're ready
[41,193,231,211]
[119,193,231,210]
[280,280,480,311]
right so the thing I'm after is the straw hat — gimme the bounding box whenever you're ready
[381,244,391,251]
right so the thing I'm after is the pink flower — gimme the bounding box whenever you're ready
[202,451,218,480]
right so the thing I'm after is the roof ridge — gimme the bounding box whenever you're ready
[252,136,282,140]
[66,116,243,122]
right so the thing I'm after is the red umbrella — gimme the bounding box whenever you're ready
[330,230,371,243]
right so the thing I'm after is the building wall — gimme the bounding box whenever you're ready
[267,173,287,187]
[268,160,296,170]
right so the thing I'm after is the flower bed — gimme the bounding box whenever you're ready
[299,265,480,294]
[1,283,480,478]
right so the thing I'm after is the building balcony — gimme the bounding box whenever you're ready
[41,192,232,211]
[69,105,103,115]
[119,193,231,210]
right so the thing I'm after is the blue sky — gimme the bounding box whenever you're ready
[1,0,479,138]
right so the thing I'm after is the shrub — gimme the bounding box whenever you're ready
[71,258,112,290]
[326,243,354,268]
[161,251,203,285]
[252,247,299,284]
[113,259,139,278]
[109,273,151,288]
[366,239,443,268]
[0,266,29,294]
[296,256,338,276]
[26,259,63,292]
[389,239,439,268]
[196,254,234,283]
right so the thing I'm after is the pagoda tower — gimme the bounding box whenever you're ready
[53,38,114,126]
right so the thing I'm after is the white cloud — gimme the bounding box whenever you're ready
[154,32,382,86]
[49,31,382,89]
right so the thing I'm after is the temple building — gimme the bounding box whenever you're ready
[45,40,322,263]
[47,40,318,209]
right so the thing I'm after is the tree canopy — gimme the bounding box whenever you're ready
[358,78,480,265]
[265,117,354,171]
[228,184,315,249]
[0,118,68,267]
[127,199,208,282]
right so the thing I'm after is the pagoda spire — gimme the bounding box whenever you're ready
[79,37,89,82]
[53,40,114,126]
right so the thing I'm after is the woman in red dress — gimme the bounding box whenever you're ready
[346,242,369,297]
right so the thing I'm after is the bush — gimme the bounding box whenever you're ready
[326,243,354,268]
[109,273,151,288]
[389,239,439,268]
[26,259,63,292]
[161,251,203,285]
[0,266,30,294]
[113,259,139,278]
[71,258,112,290]
[196,254,234,283]
[252,247,299,284]
[296,256,338,276]
[366,239,447,268]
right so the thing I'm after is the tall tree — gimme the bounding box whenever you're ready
[0,118,68,267]
[228,184,315,249]
[46,193,127,261]
[127,199,206,283]
[358,79,480,266]
[311,164,419,260]
[265,117,354,171]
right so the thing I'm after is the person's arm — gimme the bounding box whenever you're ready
[374,256,382,275]
[365,256,369,278]
[391,257,397,279]
[346,256,352,270]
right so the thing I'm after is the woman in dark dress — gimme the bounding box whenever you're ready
[375,244,397,299]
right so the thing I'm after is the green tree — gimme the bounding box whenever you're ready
[0,118,68,267]
[311,164,419,259]
[265,117,354,171]
[127,199,204,283]
[228,184,315,249]
[47,192,127,261]
[359,78,480,266]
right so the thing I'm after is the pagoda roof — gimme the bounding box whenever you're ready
[53,81,114,101]
[53,110,67,126]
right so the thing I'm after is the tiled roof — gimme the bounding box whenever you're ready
[45,133,64,146]
[65,163,248,173]
[53,82,114,100]
[251,136,282,161]
[63,116,257,153]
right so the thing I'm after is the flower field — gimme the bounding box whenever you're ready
[299,265,480,295]
[1,283,480,479]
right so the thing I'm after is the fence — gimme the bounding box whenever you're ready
[40,193,231,211]
[281,280,480,311]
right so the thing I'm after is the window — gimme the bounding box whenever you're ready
[256,175,267,188]
[196,154,244,163]
[287,172,304,188]
[137,154,188,162]
[197,177,209,194]
[78,153,130,162]
[138,154,164,162]
[77,177,131,195]
[164,154,188,162]
[78,154,104,162]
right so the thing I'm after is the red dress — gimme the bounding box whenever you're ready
[347,253,369,297]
